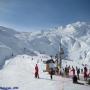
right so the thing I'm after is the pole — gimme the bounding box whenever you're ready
[59,43,62,68]
[59,38,64,69]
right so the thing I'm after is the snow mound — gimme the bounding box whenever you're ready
[0,55,90,90]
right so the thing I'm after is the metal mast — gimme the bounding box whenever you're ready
[59,38,64,68]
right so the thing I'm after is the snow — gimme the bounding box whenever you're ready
[0,43,12,69]
[14,22,90,63]
[0,55,57,90]
[0,26,37,68]
[0,55,90,90]
[1,21,90,90]
[0,21,90,75]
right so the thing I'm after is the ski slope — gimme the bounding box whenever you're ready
[0,55,90,90]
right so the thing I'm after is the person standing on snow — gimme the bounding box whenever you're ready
[77,68,80,80]
[35,64,39,78]
[71,66,75,76]
[65,65,68,76]
[84,66,88,80]
[49,68,53,80]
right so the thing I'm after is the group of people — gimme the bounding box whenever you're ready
[63,65,90,79]
[34,64,90,81]
[72,66,89,84]
[59,65,76,78]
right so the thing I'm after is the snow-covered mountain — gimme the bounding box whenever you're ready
[0,21,90,68]
[16,22,90,61]
[0,26,36,69]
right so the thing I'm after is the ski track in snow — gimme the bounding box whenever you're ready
[0,55,90,90]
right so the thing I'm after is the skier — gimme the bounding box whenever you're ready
[60,68,64,77]
[77,68,80,80]
[65,65,68,76]
[56,67,59,75]
[49,68,53,80]
[67,66,69,77]
[65,65,69,77]
[71,66,75,76]
[72,75,84,85]
[84,66,88,80]
[81,68,83,74]
[35,64,39,78]
[73,75,78,83]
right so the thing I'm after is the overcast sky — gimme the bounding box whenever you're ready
[0,0,90,31]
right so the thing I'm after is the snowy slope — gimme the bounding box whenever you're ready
[0,26,36,69]
[0,55,90,90]
[0,55,58,90]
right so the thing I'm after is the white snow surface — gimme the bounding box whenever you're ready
[0,55,90,90]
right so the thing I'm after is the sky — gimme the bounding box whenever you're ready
[0,0,90,31]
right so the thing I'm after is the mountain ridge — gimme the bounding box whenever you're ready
[0,21,90,68]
